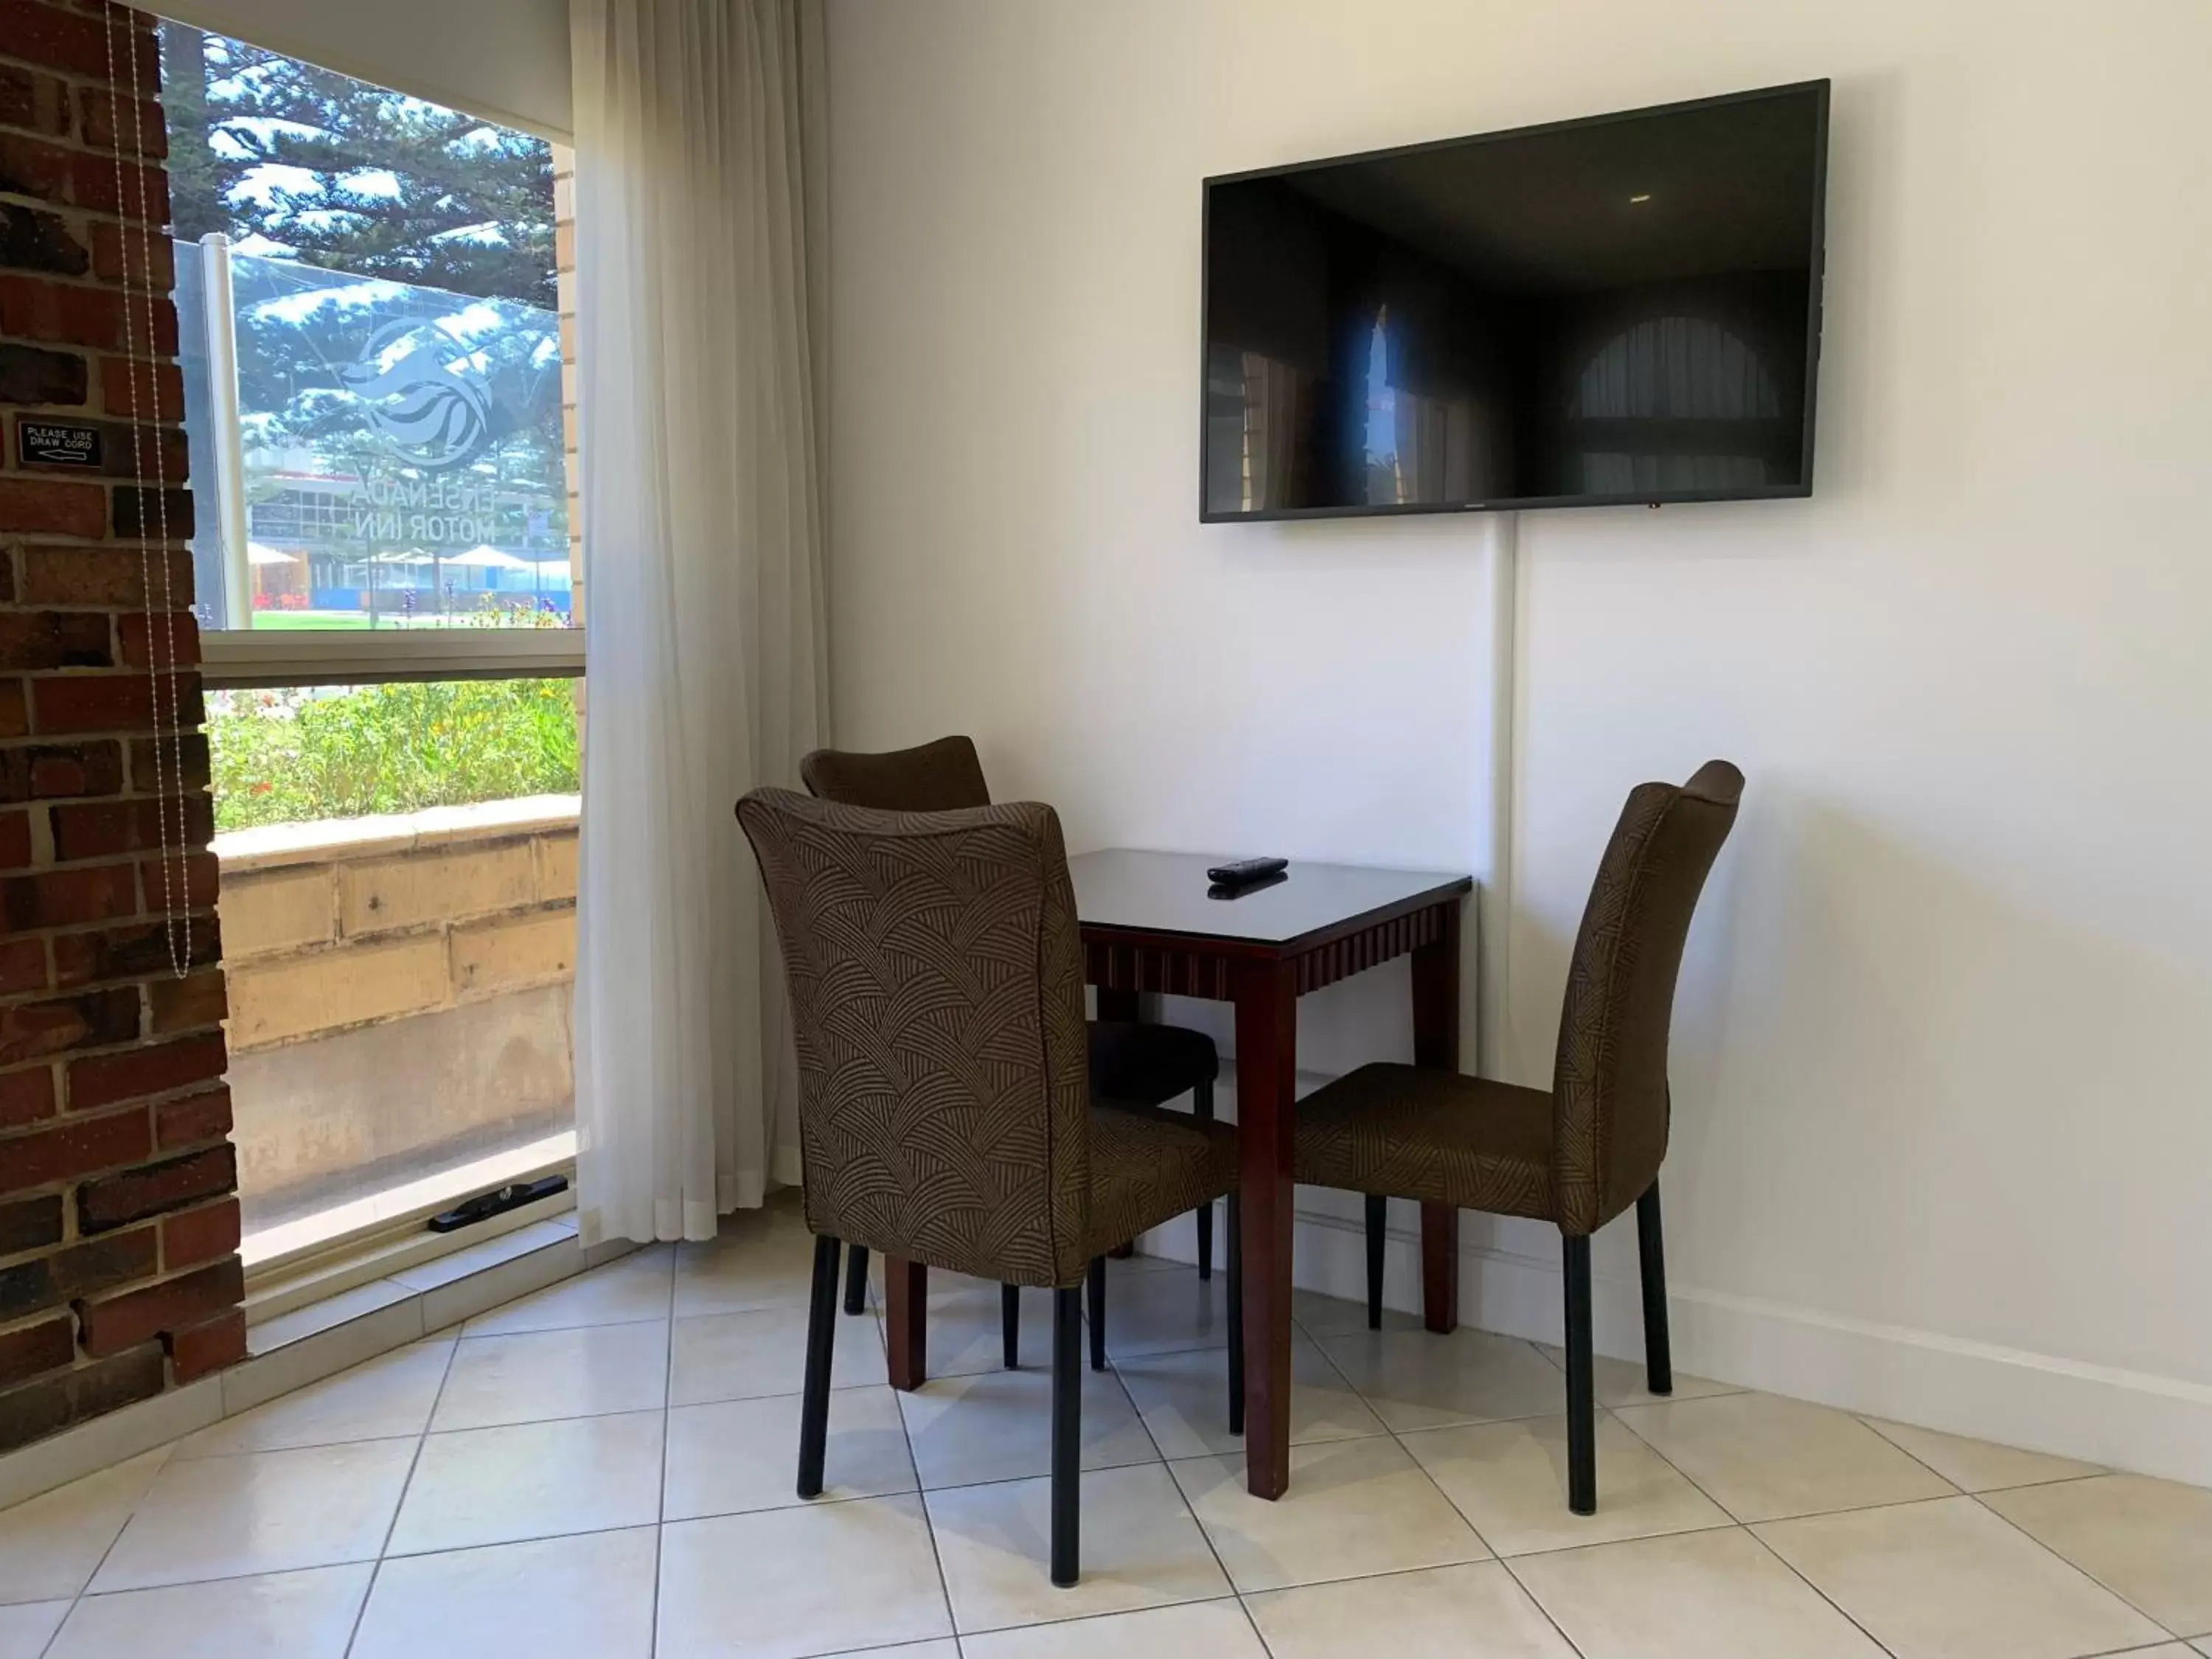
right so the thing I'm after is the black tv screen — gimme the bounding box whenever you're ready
[1201,82,1829,520]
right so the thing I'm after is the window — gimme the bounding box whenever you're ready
[164,21,581,688]
[161,21,583,1268]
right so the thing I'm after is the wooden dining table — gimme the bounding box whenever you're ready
[879,847,1474,1500]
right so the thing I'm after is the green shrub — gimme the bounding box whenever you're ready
[209,679,580,832]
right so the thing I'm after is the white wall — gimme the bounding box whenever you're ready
[825,0,2212,1480]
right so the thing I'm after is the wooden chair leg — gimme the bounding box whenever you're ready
[1638,1180,1673,1396]
[1194,1080,1215,1281]
[1001,1283,1020,1369]
[842,1243,869,1316]
[1563,1232,1596,1515]
[1086,1256,1107,1371]
[1364,1194,1388,1329]
[797,1234,842,1498]
[1051,1284,1082,1587]
[884,1257,926,1389]
[1422,1203,1459,1333]
[1226,1190,1244,1435]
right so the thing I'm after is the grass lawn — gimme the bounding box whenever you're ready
[251,612,372,630]
[247,613,509,630]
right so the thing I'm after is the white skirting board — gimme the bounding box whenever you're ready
[1140,1191,2212,1490]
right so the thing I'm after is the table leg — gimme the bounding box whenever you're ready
[1233,958,1298,1499]
[1096,986,1141,1257]
[884,1256,927,1389]
[1411,901,1464,1335]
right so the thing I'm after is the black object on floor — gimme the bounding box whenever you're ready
[427,1174,568,1234]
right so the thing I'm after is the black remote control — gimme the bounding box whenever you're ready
[1206,856,1289,886]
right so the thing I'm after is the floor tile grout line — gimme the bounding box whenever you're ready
[1851,1410,2109,1495]
[28,1444,174,1659]
[1739,1515,1911,1658]
[1491,1547,1623,1659]
[1963,1485,2187,1641]
[1376,1387,1506,1564]
[459,1310,675,1341]
[1132,1371,1256,1621]
[44,1550,400,1604]
[21,1257,2200,1657]
[1236,1558,1568,1659]
[167,1429,431,1464]
[905,1420,961,1647]
[52,1442,175,1622]
[1265,1332,1599,1659]
[953,1592,1248,1650]
[340,1332,464,1658]
[644,1253,676,1659]
[1537,1380,1909,1658]
[1823,1416,2185,1638]
[846,1246,957,1650]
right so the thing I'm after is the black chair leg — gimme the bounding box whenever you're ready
[842,1243,869,1316]
[1001,1283,1020,1369]
[1638,1180,1673,1397]
[797,1233,842,1499]
[1086,1256,1107,1371]
[1226,1189,1243,1436]
[1364,1194,1388,1329]
[1051,1284,1082,1587]
[1563,1232,1596,1515]
[1194,1080,1215,1281]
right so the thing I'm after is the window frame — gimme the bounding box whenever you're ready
[201,627,582,690]
[170,22,585,1286]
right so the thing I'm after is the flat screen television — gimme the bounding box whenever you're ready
[1201,81,1829,521]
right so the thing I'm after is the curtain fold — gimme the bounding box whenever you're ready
[568,0,830,1244]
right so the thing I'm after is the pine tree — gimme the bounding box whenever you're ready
[159,23,554,309]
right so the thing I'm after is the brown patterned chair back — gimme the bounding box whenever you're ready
[1551,760,1742,1236]
[735,787,1095,1287]
[799,736,990,811]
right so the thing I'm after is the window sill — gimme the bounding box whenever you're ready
[243,1135,579,1295]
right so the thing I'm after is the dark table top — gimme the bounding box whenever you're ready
[1067,848,1471,949]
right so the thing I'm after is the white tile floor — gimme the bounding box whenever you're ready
[4,1197,2210,1659]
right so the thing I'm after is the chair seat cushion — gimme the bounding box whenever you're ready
[1293,1063,1557,1222]
[1088,1020,1219,1108]
[1085,1100,1237,1259]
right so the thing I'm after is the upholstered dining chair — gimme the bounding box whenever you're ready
[736,787,1240,1586]
[1293,760,1742,1516]
[801,736,1225,1343]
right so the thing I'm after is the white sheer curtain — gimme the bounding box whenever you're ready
[568,0,830,1244]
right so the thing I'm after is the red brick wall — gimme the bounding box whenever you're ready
[0,0,240,1455]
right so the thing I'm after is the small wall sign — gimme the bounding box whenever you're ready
[17,420,102,468]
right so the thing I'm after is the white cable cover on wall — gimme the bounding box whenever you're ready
[155,0,573,139]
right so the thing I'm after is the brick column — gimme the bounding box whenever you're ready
[0,0,241,1455]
